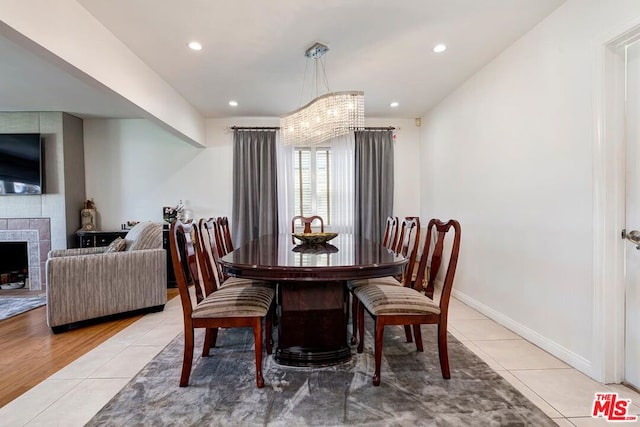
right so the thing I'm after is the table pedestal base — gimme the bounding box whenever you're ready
[275,281,350,367]
[275,346,351,367]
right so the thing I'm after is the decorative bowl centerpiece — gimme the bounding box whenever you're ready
[292,232,338,245]
[292,243,339,254]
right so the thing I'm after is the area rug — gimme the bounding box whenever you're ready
[87,320,555,427]
[0,296,46,321]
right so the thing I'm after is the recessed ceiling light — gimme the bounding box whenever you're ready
[433,44,447,53]
[390,102,399,108]
[188,41,202,51]
[229,100,238,107]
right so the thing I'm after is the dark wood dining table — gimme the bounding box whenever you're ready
[219,233,408,367]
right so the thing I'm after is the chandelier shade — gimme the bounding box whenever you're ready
[280,91,364,146]
[279,42,364,145]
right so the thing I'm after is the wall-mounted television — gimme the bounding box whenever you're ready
[0,133,44,195]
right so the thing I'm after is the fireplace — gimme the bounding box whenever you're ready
[0,242,28,289]
[0,218,51,290]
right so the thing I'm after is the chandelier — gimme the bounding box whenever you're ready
[280,42,364,145]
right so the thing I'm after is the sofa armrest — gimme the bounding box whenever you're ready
[46,248,167,327]
[48,247,106,258]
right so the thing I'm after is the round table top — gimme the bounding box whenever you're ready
[219,233,407,282]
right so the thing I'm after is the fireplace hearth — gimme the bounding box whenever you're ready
[0,218,51,290]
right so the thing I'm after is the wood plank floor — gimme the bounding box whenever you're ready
[0,289,179,408]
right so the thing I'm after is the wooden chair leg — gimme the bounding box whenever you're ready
[202,327,218,357]
[180,326,195,387]
[373,320,384,386]
[211,327,219,348]
[265,312,273,355]
[357,300,365,353]
[413,324,423,352]
[253,318,265,388]
[350,294,358,345]
[404,325,413,343]
[202,329,211,357]
[437,323,450,379]
[269,304,276,350]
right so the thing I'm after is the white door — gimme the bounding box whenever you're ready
[624,40,640,390]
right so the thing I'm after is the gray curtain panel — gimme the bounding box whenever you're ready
[354,130,394,242]
[232,129,279,247]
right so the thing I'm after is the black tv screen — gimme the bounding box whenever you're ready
[0,134,44,195]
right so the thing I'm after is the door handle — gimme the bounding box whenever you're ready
[623,229,640,249]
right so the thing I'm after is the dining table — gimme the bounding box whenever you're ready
[219,233,408,367]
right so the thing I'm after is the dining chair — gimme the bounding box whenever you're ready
[196,218,271,290]
[169,219,275,388]
[291,215,325,243]
[355,218,461,386]
[348,217,421,345]
[382,216,399,250]
[291,215,324,234]
[216,216,234,255]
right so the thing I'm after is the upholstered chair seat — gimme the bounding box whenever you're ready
[192,286,274,319]
[219,276,270,289]
[354,284,440,316]
[347,276,401,290]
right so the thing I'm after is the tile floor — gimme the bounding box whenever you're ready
[0,295,638,426]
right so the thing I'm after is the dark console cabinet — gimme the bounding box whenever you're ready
[76,230,127,248]
[75,230,176,287]
[162,229,176,287]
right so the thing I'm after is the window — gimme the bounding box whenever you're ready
[294,147,331,224]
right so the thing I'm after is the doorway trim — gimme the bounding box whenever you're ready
[594,23,640,383]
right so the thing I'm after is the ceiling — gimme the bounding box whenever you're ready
[0,0,565,121]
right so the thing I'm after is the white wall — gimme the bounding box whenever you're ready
[85,117,420,231]
[85,119,210,230]
[420,0,640,380]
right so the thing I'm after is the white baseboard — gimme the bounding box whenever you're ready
[451,288,594,378]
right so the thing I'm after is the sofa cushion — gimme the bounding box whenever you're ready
[125,222,163,251]
[104,237,126,253]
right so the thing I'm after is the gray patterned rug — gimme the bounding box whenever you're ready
[0,296,46,321]
[88,322,556,426]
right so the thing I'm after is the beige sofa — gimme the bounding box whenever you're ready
[46,222,167,332]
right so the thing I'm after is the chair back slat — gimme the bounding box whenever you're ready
[217,217,234,254]
[210,218,227,258]
[394,217,421,286]
[197,218,225,291]
[413,219,462,307]
[169,220,199,319]
[382,216,398,250]
[291,215,325,243]
[291,215,324,234]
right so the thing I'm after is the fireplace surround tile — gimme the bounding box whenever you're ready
[0,219,7,230]
[8,218,30,230]
[4,231,21,241]
[30,218,51,240]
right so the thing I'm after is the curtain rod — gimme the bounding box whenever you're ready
[231,126,280,130]
[231,126,394,131]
